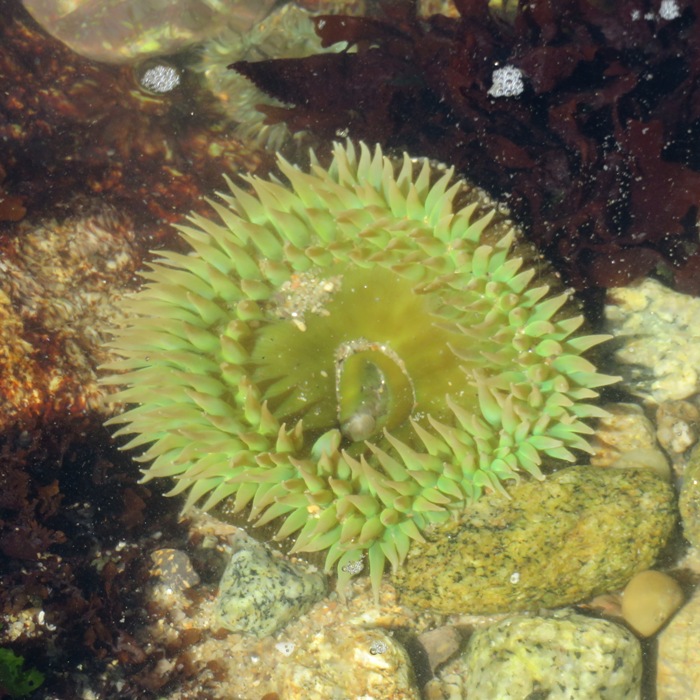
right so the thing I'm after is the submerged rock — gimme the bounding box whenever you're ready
[656,400,700,457]
[606,278,700,403]
[621,569,684,638]
[393,465,676,614]
[276,625,420,700]
[680,442,700,548]
[214,538,326,637]
[453,610,642,700]
[657,588,700,699]
[590,402,671,480]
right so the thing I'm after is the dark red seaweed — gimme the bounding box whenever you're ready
[234,0,700,293]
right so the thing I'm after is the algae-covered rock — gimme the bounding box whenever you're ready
[393,466,676,614]
[680,443,700,548]
[455,610,642,700]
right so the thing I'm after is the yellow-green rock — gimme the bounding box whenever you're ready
[680,443,700,548]
[457,610,642,699]
[392,466,676,614]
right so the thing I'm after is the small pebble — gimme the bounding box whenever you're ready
[417,626,461,673]
[621,570,684,637]
[656,400,700,455]
[149,548,200,591]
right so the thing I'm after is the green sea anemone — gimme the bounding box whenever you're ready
[103,141,617,595]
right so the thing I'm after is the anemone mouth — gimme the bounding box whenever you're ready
[250,262,470,453]
[102,141,619,596]
[335,338,416,443]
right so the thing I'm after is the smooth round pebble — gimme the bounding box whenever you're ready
[621,570,684,637]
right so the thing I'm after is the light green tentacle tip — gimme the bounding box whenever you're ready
[102,140,619,601]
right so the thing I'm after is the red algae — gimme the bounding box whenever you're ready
[233,0,700,293]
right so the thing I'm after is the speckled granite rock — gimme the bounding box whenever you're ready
[393,466,675,614]
[448,610,642,699]
[657,589,700,699]
[214,539,326,637]
[680,442,700,548]
[275,625,420,700]
[605,277,700,403]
